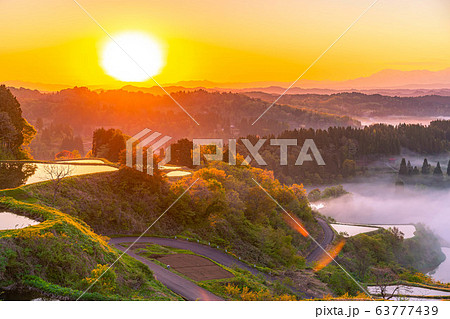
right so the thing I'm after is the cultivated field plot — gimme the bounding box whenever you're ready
[156,254,234,281]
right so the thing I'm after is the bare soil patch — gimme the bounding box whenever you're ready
[156,254,234,281]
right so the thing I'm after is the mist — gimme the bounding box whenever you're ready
[320,181,450,243]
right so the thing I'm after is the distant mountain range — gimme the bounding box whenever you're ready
[124,68,450,97]
[166,68,450,90]
[3,67,450,96]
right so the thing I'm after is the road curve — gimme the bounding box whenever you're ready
[112,240,223,301]
[110,233,326,300]
[306,217,335,263]
[112,237,262,272]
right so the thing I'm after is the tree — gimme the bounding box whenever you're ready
[447,160,450,176]
[371,268,402,300]
[92,128,126,162]
[0,162,36,189]
[171,138,194,167]
[421,158,431,174]
[61,136,84,156]
[72,150,81,158]
[43,164,74,203]
[433,162,443,175]
[342,159,356,177]
[399,158,407,175]
[0,112,18,157]
[308,189,321,202]
[0,85,36,159]
[407,161,413,175]
[55,150,74,160]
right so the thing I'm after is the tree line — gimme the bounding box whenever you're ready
[0,85,35,160]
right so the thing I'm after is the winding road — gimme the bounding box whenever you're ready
[112,240,223,301]
[306,217,335,263]
[109,218,334,301]
[110,237,269,300]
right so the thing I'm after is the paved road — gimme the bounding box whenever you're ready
[111,237,261,273]
[112,240,223,301]
[110,218,334,300]
[306,218,335,263]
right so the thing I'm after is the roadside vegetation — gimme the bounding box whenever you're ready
[0,197,180,300]
[127,242,326,300]
[23,161,321,269]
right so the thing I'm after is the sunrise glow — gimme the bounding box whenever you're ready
[100,31,165,82]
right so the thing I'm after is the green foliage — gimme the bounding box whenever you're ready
[23,275,118,301]
[317,265,361,296]
[399,225,446,271]
[338,226,445,282]
[399,158,408,175]
[83,264,117,294]
[433,162,443,175]
[199,267,296,301]
[0,85,36,160]
[29,122,83,160]
[92,128,127,163]
[0,197,179,300]
[24,162,319,268]
[308,185,348,202]
[320,185,348,199]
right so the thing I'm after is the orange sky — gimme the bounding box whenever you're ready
[1,0,449,89]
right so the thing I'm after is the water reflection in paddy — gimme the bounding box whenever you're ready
[0,161,118,189]
[0,212,39,230]
[166,171,192,177]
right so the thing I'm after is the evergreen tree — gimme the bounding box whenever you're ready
[0,85,36,159]
[433,162,443,175]
[407,160,413,175]
[421,158,430,174]
[447,160,450,176]
[399,158,408,175]
[412,166,420,175]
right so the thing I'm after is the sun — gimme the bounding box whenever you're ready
[100,31,165,82]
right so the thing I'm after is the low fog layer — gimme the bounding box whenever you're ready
[320,182,450,242]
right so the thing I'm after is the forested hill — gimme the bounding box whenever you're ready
[9,87,360,141]
[245,92,450,118]
[239,121,450,185]
[167,121,450,185]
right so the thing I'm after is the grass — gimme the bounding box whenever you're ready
[18,163,321,270]
[127,242,299,301]
[0,197,181,300]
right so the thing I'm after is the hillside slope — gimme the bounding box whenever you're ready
[23,163,322,269]
[0,196,180,300]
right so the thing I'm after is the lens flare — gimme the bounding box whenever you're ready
[313,239,346,272]
[282,213,309,237]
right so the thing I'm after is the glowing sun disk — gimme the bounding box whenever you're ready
[100,31,165,82]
